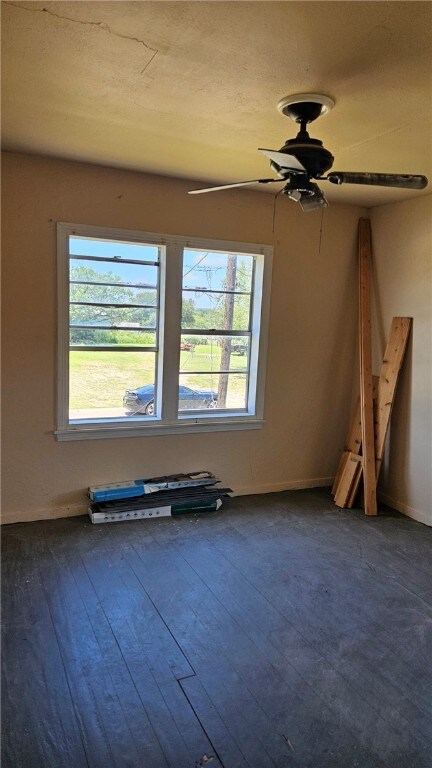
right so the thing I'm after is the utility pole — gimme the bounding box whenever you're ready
[217,256,237,407]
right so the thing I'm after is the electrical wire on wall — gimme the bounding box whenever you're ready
[271,187,326,255]
[317,205,325,257]
[271,187,285,238]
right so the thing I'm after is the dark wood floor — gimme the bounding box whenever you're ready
[2,488,432,768]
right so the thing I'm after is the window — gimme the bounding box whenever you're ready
[56,223,272,440]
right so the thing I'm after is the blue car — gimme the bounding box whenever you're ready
[123,384,218,416]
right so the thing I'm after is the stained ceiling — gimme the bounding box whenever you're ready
[2,1,432,206]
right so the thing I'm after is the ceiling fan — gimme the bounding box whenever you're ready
[188,94,428,212]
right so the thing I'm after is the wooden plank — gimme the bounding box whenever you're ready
[124,543,284,768]
[346,318,411,509]
[3,497,432,767]
[346,377,379,509]
[80,549,204,768]
[344,398,363,454]
[374,316,412,478]
[179,676,255,768]
[39,558,148,767]
[332,450,351,495]
[332,402,361,497]
[334,452,362,508]
[131,538,382,768]
[174,528,431,765]
[67,554,174,768]
[1,542,89,768]
[347,461,363,508]
[358,218,377,516]
[332,377,379,499]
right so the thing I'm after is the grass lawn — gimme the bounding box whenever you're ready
[69,345,248,409]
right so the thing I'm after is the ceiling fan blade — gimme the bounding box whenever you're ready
[258,149,307,172]
[188,178,282,194]
[327,172,428,190]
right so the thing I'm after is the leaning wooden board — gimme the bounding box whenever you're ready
[332,377,379,507]
[358,218,377,515]
[374,317,412,479]
[348,316,412,509]
[334,452,362,508]
[333,318,412,509]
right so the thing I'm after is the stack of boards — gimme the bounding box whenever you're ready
[88,471,231,524]
[332,316,412,509]
[332,219,412,515]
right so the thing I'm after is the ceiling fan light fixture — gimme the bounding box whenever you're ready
[282,178,328,211]
[285,188,302,202]
[298,190,328,212]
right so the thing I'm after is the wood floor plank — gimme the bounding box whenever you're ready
[172,538,423,760]
[124,542,301,768]
[171,498,432,732]
[39,561,142,767]
[79,546,214,768]
[126,538,387,768]
[39,519,186,768]
[201,515,432,764]
[180,675,253,768]
[209,511,432,711]
[57,550,172,768]
[2,491,432,768]
[1,536,89,768]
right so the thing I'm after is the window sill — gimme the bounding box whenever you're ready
[54,416,264,441]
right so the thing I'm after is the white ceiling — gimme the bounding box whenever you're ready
[2,1,432,206]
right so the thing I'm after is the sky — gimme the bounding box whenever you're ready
[69,237,254,302]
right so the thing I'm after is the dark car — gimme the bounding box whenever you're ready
[123,384,217,416]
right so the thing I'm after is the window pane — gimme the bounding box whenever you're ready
[181,290,251,331]
[70,259,158,289]
[70,283,158,307]
[180,250,253,414]
[70,305,157,329]
[69,237,159,262]
[178,373,248,411]
[183,250,253,292]
[70,330,156,347]
[179,335,249,373]
[69,350,156,420]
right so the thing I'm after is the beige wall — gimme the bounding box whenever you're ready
[2,152,365,523]
[371,196,432,526]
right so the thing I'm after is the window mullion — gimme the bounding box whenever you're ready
[57,225,70,430]
[248,248,271,415]
[158,243,183,422]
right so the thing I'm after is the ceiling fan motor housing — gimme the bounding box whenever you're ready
[275,94,335,178]
[272,137,334,179]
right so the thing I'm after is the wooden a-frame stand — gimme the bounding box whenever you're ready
[332,218,412,514]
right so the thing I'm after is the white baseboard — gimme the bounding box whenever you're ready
[9,481,428,526]
[1,503,87,525]
[232,477,334,497]
[378,492,431,527]
[1,478,334,525]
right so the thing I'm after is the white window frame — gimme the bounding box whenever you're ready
[55,222,272,441]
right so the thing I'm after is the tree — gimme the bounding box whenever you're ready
[70,265,133,316]
[232,260,253,331]
[217,256,237,407]
[181,297,197,327]
[70,265,154,344]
